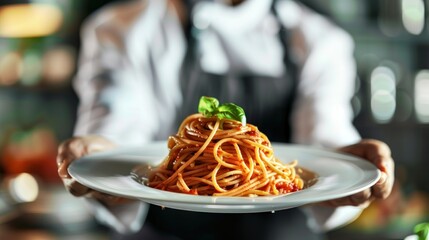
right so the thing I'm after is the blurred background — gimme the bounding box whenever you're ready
[0,0,428,239]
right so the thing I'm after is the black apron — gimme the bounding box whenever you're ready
[175,2,297,143]
[114,2,323,240]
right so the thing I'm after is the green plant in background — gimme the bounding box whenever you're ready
[415,222,429,240]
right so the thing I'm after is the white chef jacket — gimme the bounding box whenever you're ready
[73,0,363,235]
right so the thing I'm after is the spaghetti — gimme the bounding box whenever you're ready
[147,113,304,197]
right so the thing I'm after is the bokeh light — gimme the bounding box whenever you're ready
[415,70,429,123]
[401,0,425,35]
[0,3,63,38]
[41,46,76,85]
[9,173,39,203]
[21,50,42,86]
[370,66,397,123]
[0,52,21,86]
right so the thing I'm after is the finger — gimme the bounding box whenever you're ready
[62,179,130,205]
[58,163,70,179]
[339,139,395,200]
[349,189,372,206]
[365,141,391,173]
[325,197,351,207]
[56,142,69,167]
[56,139,87,178]
[63,138,86,157]
[88,191,133,206]
[57,140,78,165]
[339,139,391,172]
[57,152,74,178]
[63,178,91,197]
[362,143,394,199]
[372,171,393,199]
[323,197,371,209]
[57,136,116,168]
[323,188,372,207]
[83,136,117,153]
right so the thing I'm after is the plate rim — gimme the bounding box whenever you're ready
[68,142,381,212]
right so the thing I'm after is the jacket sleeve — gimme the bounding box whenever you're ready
[72,2,160,147]
[276,0,363,232]
[72,2,154,233]
[276,0,360,149]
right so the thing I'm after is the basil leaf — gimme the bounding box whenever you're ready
[216,103,247,125]
[197,96,247,125]
[198,96,219,117]
[415,222,429,240]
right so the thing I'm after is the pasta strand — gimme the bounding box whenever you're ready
[147,113,303,196]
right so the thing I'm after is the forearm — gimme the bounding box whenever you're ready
[291,30,360,148]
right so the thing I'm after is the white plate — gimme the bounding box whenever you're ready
[68,141,381,213]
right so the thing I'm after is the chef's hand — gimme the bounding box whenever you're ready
[322,139,395,208]
[57,135,132,206]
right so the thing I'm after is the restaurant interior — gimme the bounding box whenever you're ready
[0,0,428,239]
